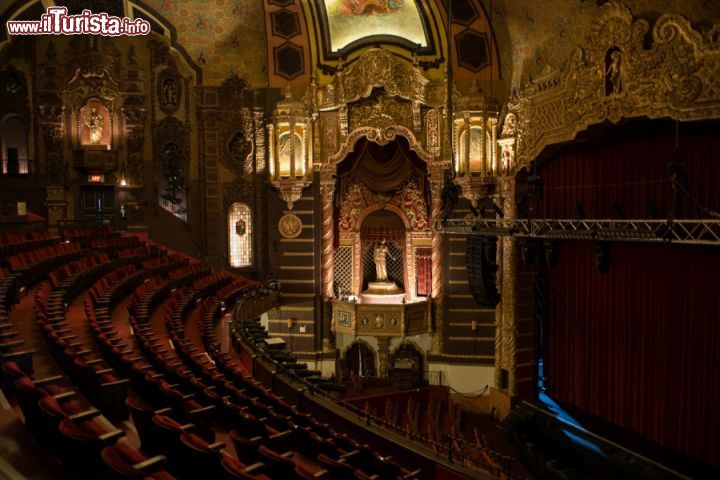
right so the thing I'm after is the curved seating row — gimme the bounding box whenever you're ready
[198,288,422,479]
[3,358,176,479]
[0,230,59,261]
[4,229,423,479]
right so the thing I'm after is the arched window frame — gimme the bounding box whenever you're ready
[228,202,253,268]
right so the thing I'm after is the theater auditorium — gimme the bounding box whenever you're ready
[0,1,719,478]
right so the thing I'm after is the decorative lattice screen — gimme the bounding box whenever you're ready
[363,243,404,290]
[333,246,353,296]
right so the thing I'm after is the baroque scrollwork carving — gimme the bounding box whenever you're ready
[332,48,429,105]
[348,92,413,133]
[313,48,444,168]
[338,178,429,232]
[217,75,255,174]
[326,125,436,166]
[504,1,720,173]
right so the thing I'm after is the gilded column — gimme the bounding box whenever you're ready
[320,174,336,352]
[430,174,445,354]
[497,176,519,394]
[320,175,335,299]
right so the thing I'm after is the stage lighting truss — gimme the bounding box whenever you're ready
[436,218,720,246]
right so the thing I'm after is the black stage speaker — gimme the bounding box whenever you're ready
[466,236,500,308]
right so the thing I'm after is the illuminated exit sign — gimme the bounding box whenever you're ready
[88,174,105,183]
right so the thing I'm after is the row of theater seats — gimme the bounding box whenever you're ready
[127,262,421,479]
[0,230,58,260]
[0,238,93,378]
[202,293,423,479]
[1,229,423,479]
[0,232,181,479]
[3,359,177,479]
[35,245,165,421]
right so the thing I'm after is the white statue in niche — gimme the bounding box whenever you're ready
[84,107,104,145]
[373,240,395,282]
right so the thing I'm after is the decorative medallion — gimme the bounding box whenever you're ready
[278,213,302,238]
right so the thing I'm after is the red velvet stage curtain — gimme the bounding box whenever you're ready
[538,120,720,219]
[415,247,432,297]
[540,120,720,468]
[544,241,720,468]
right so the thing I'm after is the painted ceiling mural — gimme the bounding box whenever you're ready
[141,0,268,86]
[3,0,717,90]
[481,0,720,89]
[322,0,429,51]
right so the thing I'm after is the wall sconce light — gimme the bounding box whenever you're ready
[287,318,295,329]
[267,86,313,210]
[471,320,478,331]
[119,161,127,188]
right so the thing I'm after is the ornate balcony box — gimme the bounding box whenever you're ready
[72,146,118,174]
[332,299,430,338]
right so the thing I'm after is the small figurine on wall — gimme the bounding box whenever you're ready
[605,48,623,95]
[162,79,177,106]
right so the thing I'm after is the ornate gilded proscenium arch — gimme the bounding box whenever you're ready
[499,1,720,175]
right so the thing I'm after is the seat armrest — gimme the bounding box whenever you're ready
[53,391,77,401]
[243,462,265,474]
[189,405,216,415]
[98,429,125,444]
[69,408,101,422]
[33,375,63,386]
[133,455,167,472]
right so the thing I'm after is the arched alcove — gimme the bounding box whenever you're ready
[360,210,405,291]
[1,115,28,174]
[345,340,376,378]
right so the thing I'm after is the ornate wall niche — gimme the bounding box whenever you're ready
[149,39,191,123]
[157,66,182,115]
[217,75,257,197]
[79,99,112,147]
[502,2,720,173]
[154,116,189,220]
[66,61,120,150]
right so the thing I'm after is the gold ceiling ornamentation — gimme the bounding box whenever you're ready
[503,1,720,173]
[312,48,444,170]
[320,48,430,107]
[348,92,413,133]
